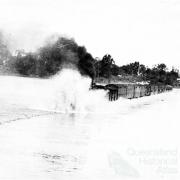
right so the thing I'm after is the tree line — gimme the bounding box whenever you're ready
[2,37,95,78]
[94,55,179,85]
[0,35,179,86]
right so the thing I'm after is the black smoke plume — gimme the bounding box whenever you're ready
[13,36,96,79]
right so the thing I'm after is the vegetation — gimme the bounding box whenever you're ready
[0,33,179,86]
[12,37,96,78]
[95,56,179,86]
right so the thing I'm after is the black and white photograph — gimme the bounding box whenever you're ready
[0,0,179,179]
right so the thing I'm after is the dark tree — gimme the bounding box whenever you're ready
[99,54,115,78]
[14,53,37,76]
[139,64,146,76]
[120,61,140,75]
[157,63,167,71]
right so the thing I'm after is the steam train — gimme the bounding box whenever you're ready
[91,83,173,101]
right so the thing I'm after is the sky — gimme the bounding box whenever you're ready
[0,0,180,69]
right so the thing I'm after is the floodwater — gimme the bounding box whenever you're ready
[0,71,179,180]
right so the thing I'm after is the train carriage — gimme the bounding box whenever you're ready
[117,85,127,98]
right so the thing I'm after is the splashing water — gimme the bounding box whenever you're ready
[0,68,160,115]
[0,69,113,113]
[0,68,179,180]
[0,68,171,116]
[51,68,108,113]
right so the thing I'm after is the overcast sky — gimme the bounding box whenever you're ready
[0,0,180,68]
